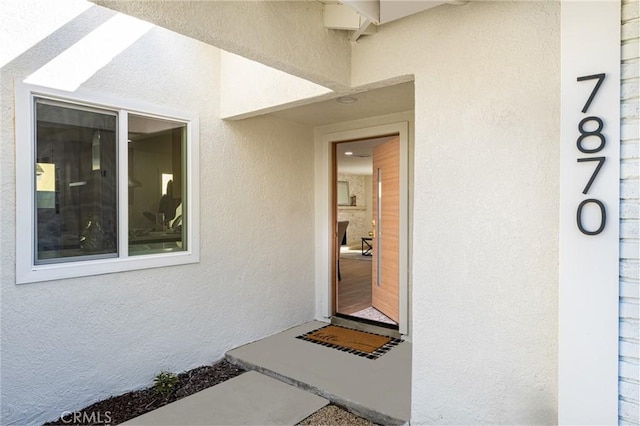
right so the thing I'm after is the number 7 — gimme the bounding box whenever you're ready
[577,73,605,113]
[577,156,606,194]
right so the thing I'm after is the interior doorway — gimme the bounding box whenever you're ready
[333,135,400,328]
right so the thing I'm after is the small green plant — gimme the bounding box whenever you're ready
[153,371,179,397]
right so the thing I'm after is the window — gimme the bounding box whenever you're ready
[35,100,119,263]
[127,114,186,256]
[16,83,199,283]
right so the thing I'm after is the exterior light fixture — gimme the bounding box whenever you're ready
[336,96,358,104]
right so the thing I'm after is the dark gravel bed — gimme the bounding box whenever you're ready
[44,360,245,425]
[43,359,375,425]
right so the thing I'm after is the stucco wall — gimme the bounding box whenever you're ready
[92,0,352,91]
[0,3,315,424]
[351,2,560,423]
[219,50,332,119]
[220,50,332,118]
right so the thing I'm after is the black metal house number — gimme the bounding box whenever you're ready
[576,73,607,235]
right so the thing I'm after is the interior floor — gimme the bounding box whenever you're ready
[337,246,396,326]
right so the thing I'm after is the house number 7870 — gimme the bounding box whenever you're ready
[576,73,607,235]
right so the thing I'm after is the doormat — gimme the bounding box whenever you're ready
[296,325,402,360]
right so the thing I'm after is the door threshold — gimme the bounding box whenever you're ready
[332,313,401,339]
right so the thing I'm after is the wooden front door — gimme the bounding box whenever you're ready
[372,136,400,323]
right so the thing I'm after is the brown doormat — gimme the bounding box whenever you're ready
[296,325,402,360]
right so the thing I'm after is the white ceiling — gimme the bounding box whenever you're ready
[268,81,414,175]
[270,81,414,126]
[336,136,396,175]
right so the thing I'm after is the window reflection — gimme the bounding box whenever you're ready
[36,162,55,208]
[35,99,118,263]
[127,114,186,255]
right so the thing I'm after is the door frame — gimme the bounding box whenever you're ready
[315,119,411,335]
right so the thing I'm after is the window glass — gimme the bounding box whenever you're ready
[18,85,199,284]
[127,114,186,255]
[35,99,118,263]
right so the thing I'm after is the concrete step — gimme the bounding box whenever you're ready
[225,321,410,425]
[121,371,328,425]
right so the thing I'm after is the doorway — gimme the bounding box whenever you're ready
[333,134,401,329]
[318,120,410,336]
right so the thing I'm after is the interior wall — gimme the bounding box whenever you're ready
[129,135,173,230]
[0,3,315,424]
[351,2,560,423]
[364,175,373,234]
[337,173,369,246]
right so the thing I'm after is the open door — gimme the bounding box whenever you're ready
[372,136,400,323]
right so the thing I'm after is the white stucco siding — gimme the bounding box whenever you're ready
[92,0,352,91]
[0,3,315,424]
[352,2,560,423]
[219,50,333,120]
[620,1,640,424]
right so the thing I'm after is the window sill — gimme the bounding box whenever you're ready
[17,250,199,284]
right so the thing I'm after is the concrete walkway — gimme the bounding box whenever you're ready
[226,321,411,425]
[123,321,411,425]
[122,371,328,425]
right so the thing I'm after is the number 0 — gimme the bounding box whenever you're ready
[577,199,606,235]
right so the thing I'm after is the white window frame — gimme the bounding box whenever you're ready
[15,81,200,284]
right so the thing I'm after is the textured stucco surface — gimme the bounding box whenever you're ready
[93,0,352,91]
[1,2,315,424]
[219,50,332,119]
[3,0,568,424]
[351,2,560,424]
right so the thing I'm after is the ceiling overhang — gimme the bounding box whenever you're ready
[343,0,447,25]
[92,0,353,90]
[322,0,469,40]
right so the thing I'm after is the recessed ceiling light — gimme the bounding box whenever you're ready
[344,151,353,156]
[336,96,358,104]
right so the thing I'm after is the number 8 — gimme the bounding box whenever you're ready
[577,116,605,153]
